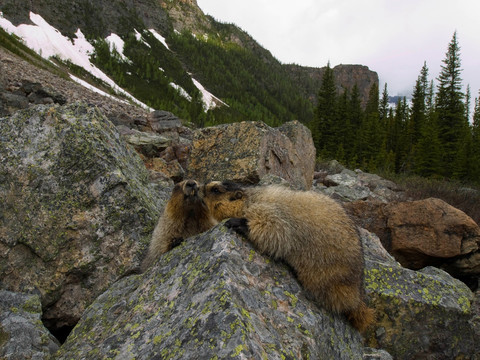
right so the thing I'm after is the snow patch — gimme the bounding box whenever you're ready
[192,78,228,110]
[170,83,192,101]
[134,29,151,48]
[149,29,170,50]
[105,33,132,62]
[69,74,127,103]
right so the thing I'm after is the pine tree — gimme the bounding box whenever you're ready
[311,62,338,157]
[358,83,382,170]
[410,62,429,144]
[379,83,389,122]
[435,32,466,177]
[471,93,480,180]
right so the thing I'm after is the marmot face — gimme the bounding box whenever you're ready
[202,181,245,221]
[173,179,203,206]
[141,179,216,271]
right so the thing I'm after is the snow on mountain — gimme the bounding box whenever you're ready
[0,12,152,110]
[192,78,228,110]
[169,82,192,101]
[0,11,225,113]
[149,29,170,50]
[134,29,151,48]
[105,33,132,63]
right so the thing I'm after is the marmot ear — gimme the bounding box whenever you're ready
[234,190,243,200]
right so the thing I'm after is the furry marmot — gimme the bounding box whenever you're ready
[202,181,374,332]
[141,179,217,270]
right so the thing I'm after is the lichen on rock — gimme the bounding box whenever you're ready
[55,225,365,359]
[0,103,170,334]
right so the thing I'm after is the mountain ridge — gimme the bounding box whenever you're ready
[0,0,378,125]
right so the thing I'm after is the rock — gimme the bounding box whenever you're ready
[186,121,316,190]
[348,198,480,287]
[149,157,185,182]
[362,230,479,359]
[1,91,29,110]
[316,168,402,203]
[121,128,172,157]
[0,103,170,335]
[0,290,59,359]
[277,120,316,187]
[55,225,365,359]
[147,110,182,132]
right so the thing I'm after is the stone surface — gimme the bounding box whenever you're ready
[55,225,365,359]
[315,168,402,203]
[362,229,479,360]
[187,121,315,190]
[121,127,172,157]
[0,103,169,334]
[52,223,479,359]
[347,198,480,287]
[147,110,182,132]
[0,290,59,359]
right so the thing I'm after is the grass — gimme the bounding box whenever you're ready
[390,175,480,225]
[315,159,480,225]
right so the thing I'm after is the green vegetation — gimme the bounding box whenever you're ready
[310,32,480,184]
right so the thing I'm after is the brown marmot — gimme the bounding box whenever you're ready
[202,181,374,332]
[141,179,217,270]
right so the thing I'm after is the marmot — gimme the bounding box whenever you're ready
[141,179,217,270]
[202,181,374,332]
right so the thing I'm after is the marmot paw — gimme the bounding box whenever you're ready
[170,237,185,250]
[225,217,249,237]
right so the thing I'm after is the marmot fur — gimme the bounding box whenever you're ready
[141,179,217,270]
[202,181,374,332]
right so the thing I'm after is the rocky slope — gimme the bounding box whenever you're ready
[1,98,479,358]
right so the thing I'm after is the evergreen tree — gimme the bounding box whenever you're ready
[310,62,338,157]
[435,31,466,177]
[410,62,429,144]
[379,83,389,122]
[471,93,480,180]
[358,83,382,170]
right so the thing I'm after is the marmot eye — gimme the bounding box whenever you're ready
[211,187,221,194]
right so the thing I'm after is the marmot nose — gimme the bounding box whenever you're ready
[185,180,197,189]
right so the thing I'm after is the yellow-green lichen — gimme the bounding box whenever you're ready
[231,344,245,357]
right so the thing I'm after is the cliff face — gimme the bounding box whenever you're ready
[285,64,379,107]
[0,0,171,38]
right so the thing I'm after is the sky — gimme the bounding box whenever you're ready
[197,0,480,98]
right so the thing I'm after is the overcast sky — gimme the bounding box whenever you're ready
[197,0,480,98]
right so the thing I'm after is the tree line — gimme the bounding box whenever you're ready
[309,32,480,183]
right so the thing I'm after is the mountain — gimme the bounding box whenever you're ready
[0,0,378,127]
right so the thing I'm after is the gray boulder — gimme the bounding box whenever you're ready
[0,103,169,335]
[362,229,479,359]
[186,121,316,190]
[0,290,59,359]
[55,224,365,359]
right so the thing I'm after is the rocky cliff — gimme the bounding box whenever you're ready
[285,63,379,107]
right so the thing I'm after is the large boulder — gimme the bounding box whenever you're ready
[186,120,315,190]
[362,228,478,359]
[53,224,478,359]
[347,198,480,287]
[0,103,169,334]
[0,290,59,359]
[55,225,366,359]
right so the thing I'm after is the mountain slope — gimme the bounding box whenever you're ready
[0,0,378,127]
